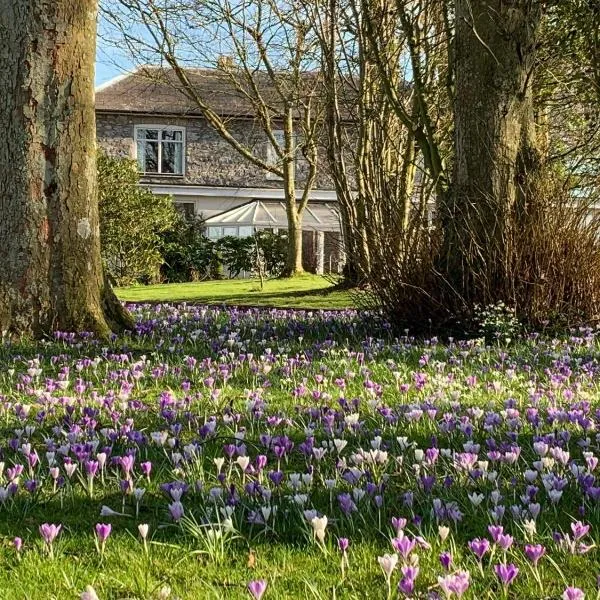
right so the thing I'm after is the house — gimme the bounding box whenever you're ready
[95,67,345,274]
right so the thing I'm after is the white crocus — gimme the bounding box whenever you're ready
[236,456,250,471]
[378,553,398,581]
[311,515,328,543]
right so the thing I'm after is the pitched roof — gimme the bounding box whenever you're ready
[95,66,325,118]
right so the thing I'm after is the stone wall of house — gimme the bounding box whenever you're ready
[96,112,335,190]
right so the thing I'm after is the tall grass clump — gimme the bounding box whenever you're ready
[363,173,600,333]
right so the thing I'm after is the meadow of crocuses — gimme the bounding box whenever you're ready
[0,303,598,599]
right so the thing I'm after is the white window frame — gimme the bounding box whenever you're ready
[206,225,255,240]
[134,124,186,176]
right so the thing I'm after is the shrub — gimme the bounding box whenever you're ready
[160,225,289,282]
[160,214,215,282]
[217,236,255,278]
[98,153,176,285]
[254,230,287,276]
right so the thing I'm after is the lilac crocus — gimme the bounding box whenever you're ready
[39,523,61,558]
[140,461,152,478]
[247,579,267,600]
[80,586,100,600]
[398,565,419,596]
[13,537,22,553]
[524,543,546,565]
[494,563,519,587]
[571,521,590,540]
[438,570,470,598]
[39,523,61,545]
[496,533,514,551]
[120,455,135,478]
[338,492,357,516]
[338,538,349,553]
[563,587,585,600]
[169,500,185,522]
[85,460,99,478]
[488,525,504,543]
[391,516,408,534]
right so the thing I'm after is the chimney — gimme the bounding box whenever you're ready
[217,55,234,70]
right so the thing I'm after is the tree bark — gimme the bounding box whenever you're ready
[446,0,544,303]
[0,0,132,337]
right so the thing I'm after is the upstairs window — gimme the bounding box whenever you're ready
[135,126,184,175]
[266,130,286,167]
[267,129,297,180]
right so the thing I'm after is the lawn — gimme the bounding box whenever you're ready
[0,305,597,599]
[116,274,355,310]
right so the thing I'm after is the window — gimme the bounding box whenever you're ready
[266,130,286,167]
[238,226,254,238]
[175,202,195,220]
[206,225,254,239]
[135,126,184,175]
[266,130,297,180]
[207,226,222,239]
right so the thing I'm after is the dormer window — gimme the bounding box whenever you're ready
[135,125,185,175]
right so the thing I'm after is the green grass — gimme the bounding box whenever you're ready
[116,274,355,310]
[0,308,598,599]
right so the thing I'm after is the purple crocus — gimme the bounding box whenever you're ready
[338,538,349,553]
[439,552,452,570]
[13,537,22,553]
[494,563,519,587]
[95,523,112,543]
[398,565,419,596]
[468,538,490,560]
[563,587,585,600]
[140,461,152,478]
[247,579,267,600]
[392,535,417,559]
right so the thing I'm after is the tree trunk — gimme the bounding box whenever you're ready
[446,0,544,303]
[285,212,305,276]
[0,0,132,337]
[281,109,304,277]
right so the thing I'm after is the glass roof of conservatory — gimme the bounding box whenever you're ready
[203,200,342,232]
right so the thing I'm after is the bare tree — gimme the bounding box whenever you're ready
[0,0,131,337]
[309,0,452,284]
[102,0,326,276]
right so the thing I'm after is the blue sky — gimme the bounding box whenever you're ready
[95,41,134,86]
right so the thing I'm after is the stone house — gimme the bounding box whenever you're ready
[95,68,344,274]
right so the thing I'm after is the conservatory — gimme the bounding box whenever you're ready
[204,200,344,274]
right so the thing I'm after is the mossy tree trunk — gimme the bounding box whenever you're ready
[0,0,132,337]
